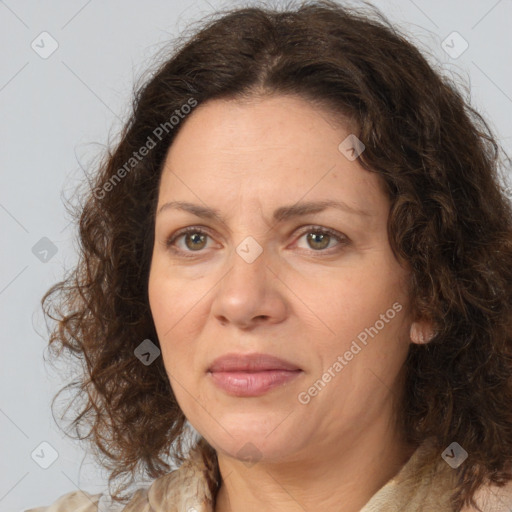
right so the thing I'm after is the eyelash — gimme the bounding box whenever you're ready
[165,225,349,257]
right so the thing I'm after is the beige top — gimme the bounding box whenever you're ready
[26,438,512,512]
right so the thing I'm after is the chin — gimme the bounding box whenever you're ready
[196,419,308,465]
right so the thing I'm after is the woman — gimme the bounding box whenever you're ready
[32,1,512,511]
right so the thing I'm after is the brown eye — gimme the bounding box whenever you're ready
[306,232,331,250]
[295,226,349,253]
[165,225,349,257]
[166,227,212,253]
[183,232,208,251]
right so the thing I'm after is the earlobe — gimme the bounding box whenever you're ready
[410,320,436,344]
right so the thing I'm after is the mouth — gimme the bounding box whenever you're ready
[207,353,303,397]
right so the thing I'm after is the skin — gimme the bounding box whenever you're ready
[148,95,423,512]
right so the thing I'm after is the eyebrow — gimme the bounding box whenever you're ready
[156,199,374,224]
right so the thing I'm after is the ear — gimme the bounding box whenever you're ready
[410,320,436,344]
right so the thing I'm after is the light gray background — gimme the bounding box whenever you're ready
[1,0,511,510]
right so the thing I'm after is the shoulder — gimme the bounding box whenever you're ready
[24,491,102,512]
[23,448,213,512]
[24,488,149,512]
[461,478,512,512]
[24,440,215,512]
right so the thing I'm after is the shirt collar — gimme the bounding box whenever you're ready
[129,437,461,512]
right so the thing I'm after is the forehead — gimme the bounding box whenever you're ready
[167,94,357,156]
[157,95,387,218]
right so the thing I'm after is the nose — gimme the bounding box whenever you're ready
[210,242,288,330]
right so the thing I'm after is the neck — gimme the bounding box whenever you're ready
[213,417,418,512]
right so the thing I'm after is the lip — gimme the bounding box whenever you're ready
[208,353,301,372]
[207,353,303,397]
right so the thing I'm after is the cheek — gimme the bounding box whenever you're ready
[148,268,208,387]
[148,281,196,415]
[149,264,193,335]
[309,273,410,398]
[305,262,408,343]
[148,270,185,365]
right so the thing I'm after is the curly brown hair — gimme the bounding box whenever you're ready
[41,0,512,510]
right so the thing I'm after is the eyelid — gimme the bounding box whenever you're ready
[293,225,349,251]
[164,225,217,253]
[164,224,350,256]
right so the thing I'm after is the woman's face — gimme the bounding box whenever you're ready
[148,95,413,463]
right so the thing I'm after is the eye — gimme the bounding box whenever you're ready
[165,226,213,254]
[164,225,349,256]
[294,225,349,253]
